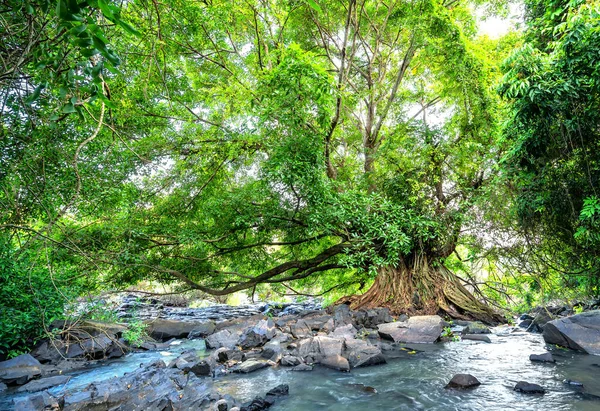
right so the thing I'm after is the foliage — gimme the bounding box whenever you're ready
[0,236,82,358]
[500,0,600,297]
[122,318,148,348]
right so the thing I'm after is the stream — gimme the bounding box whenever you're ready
[3,326,600,410]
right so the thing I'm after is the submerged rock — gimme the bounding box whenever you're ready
[240,384,289,411]
[234,359,271,374]
[542,310,600,354]
[529,353,555,363]
[461,322,491,335]
[378,315,446,343]
[16,375,71,393]
[462,334,491,343]
[445,374,481,389]
[514,381,545,394]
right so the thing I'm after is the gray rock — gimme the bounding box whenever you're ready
[51,320,127,339]
[238,319,276,349]
[0,382,6,393]
[290,319,312,339]
[445,374,481,389]
[529,352,555,363]
[461,322,491,334]
[281,355,302,366]
[235,359,271,373]
[514,381,545,394]
[320,355,350,372]
[16,375,71,393]
[297,336,343,361]
[330,324,358,340]
[378,315,446,343]
[188,322,218,339]
[462,334,491,343]
[344,341,386,368]
[145,318,215,341]
[332,304,352,327]
[291,364,313,371]
[542,310,600,354]
[206,329,239,349]
[12,391,60,410]
[0,354,42,385]
[216,348,243,363]
[353,308,393,328]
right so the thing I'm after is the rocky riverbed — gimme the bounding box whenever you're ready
[2,298,600,410]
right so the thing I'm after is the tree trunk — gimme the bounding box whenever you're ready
[339,254,503,324]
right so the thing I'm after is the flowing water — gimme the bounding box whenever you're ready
[3,327,600,410]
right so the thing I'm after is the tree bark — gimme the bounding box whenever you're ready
[339,254,503,324]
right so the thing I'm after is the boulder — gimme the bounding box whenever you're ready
[30,340,65,364]
[345,342,386,368]
[514,381,545,394]
[378,316,446,343]
[281,355,302,366]
[145,319,215,341]
[51,320,127,339]
[542,310,600,354]
[529,353,555,363]
[330,324,358,340]
[0,382,6,393]
[206,329,239,349]
[238,319,276,349]
[261,342,283,362]
[303,315,333,331]
[297,336,343,363]
[0,354,42,385]
[216,348,243,363]
[12,391,61,410]
[461,322,491,335]
[445,374,481,389]
[320,355,350,372]
[234,359,271,374]
[462,334,491,343]
[240,384,289,411]
[332,304,353,327]
[290,319,312,339]
[16,375,71,393]
[353,308,393,329]
[61,360,216,409]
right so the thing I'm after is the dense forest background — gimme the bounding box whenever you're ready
[1,0,599,356]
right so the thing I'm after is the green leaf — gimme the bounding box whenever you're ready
[306,0,322,13]
[61,103,77,113]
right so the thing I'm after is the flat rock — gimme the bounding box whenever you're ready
[206,329,240,349]
[543,310,600,355]
[0,354,42,385]
[514,381,545,394]
[16,375,71,393]
[462,334,491,343]
[529,352,555,363]
[235,359,271,374]
[445,374,481,389]
[461,322,491,334]
[145,319,215,341]
[378,316,446,343]
[291,364,313,371]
